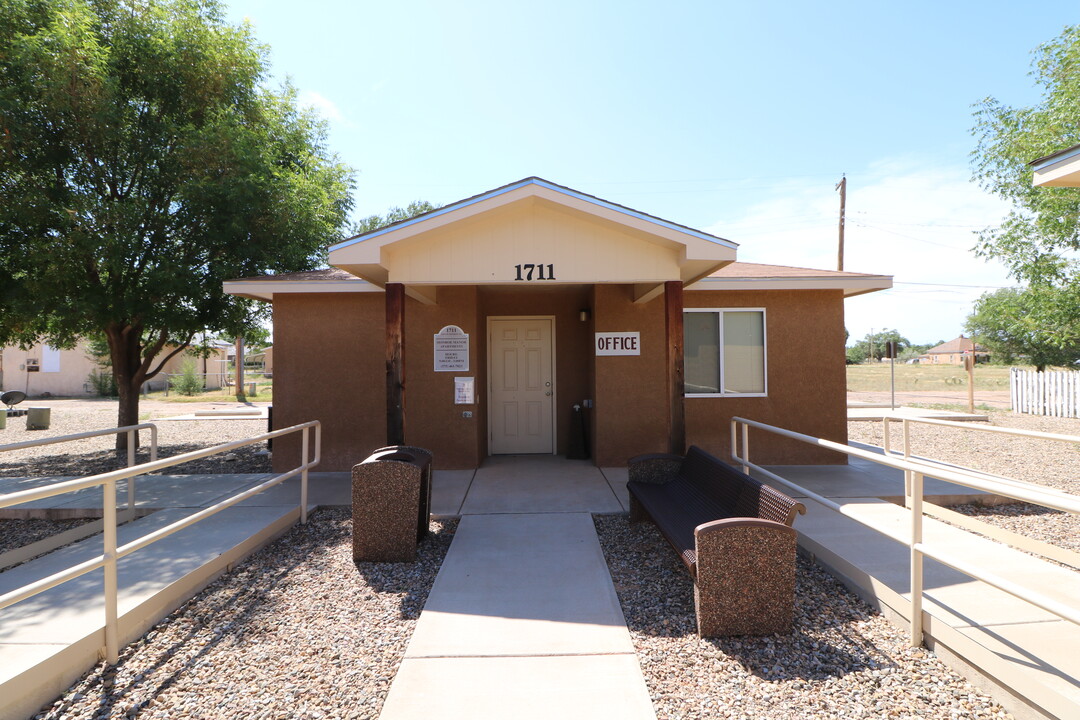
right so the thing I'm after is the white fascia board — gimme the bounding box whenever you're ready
[222,279,378,301]
[688,275,892,296]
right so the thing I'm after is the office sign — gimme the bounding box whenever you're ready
[595,332,640,356]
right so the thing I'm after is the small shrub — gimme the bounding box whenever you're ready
[170,358,204,396]
[87,368,118,397]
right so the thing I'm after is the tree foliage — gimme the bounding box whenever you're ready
[965,287,1080,370]
[971,25,1080,290]
[0,0,353,444]
[350,200,438,236]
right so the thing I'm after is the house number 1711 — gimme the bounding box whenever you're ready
[514,264,556,281]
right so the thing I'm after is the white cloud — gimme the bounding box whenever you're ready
[705,160,1020,344]
[298,89,346,124]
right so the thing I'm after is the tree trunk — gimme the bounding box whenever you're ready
[107,324,146,454]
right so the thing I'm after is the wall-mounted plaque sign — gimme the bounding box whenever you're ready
[595,332,641,356]
[434,325,470,371]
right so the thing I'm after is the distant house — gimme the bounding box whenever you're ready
[0,340,229,397]
[0,342,100,397]
[920,335,990,365]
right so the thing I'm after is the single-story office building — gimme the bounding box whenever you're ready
[225,178,891,472]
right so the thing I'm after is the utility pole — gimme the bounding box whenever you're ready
[835,175,847,272]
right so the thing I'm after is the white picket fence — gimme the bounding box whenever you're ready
[1011,367,1080,417]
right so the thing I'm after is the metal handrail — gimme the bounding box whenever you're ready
[730,416,1080,648]
[0,423,158,512]
[0,420,319,664]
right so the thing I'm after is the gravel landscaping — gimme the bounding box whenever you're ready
[593,514,1013,720]
[848,412,1080,553]
[0,399,274,478]
[33,508,457,720]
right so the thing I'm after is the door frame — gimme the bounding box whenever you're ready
[487,315,558,455]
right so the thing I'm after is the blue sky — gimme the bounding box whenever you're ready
[226,1,1077,345]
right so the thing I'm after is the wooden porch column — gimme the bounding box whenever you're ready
[386,282,405,445]
[665,280,685,455]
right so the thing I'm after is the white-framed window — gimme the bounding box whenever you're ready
[683,308,767,397]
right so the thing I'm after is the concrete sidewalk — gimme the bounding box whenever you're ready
[378,513,655,720]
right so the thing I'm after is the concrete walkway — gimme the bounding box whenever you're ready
[379,513,654,720]
[380,455,655,719]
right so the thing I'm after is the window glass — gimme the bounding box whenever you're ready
[684,312,720,393]
[722,311,765,393]
[683,309,766,396]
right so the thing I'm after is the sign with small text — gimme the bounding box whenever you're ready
[434,325,469,371]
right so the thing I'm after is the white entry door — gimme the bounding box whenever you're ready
[489,317,555,454]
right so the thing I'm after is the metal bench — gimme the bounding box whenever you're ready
[627,445,806,637]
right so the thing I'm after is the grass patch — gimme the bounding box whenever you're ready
[846,364,1025,392]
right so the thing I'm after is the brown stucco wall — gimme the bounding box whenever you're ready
[271,285,848,472]
[478,285,593,456]
[272,293,385,473]
[591,284,670,466]
[683,289,848,465]
[402,286,483,469]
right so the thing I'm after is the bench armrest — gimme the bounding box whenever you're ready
[627,453,684,484]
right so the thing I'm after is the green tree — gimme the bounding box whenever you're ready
[972,26,1080,294]
[848,329,910,363]
[350,200,439,236]
[965,287,1080,371]
[0,0,353,449]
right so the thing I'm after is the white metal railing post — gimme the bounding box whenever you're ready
[126,428,136,512]
[103,479,119,664]
[150,425,158,463]
[909,471,924,647]
[300,425,309,525]
[730,419,738,466]
[883,416,892,455]
[903,418,911,459]
[741,422,750,474]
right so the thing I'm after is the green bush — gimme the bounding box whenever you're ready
[170,358,204,396]
[87,368,118,397]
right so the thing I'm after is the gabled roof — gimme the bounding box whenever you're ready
[327,177,739,293]
[925,335,988,355]
[331,177,737,252]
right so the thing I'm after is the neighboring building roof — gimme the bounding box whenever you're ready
[925,335,989,355]
[1029,143,1080,187]
[689,262,892,297]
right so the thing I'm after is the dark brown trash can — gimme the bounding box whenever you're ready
[352,446,432,563]
[372,445,432,541]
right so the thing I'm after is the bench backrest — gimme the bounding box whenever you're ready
[678,445,802,526]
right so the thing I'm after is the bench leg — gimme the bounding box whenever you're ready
[628,494,649,524]
[695,525,797,637]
